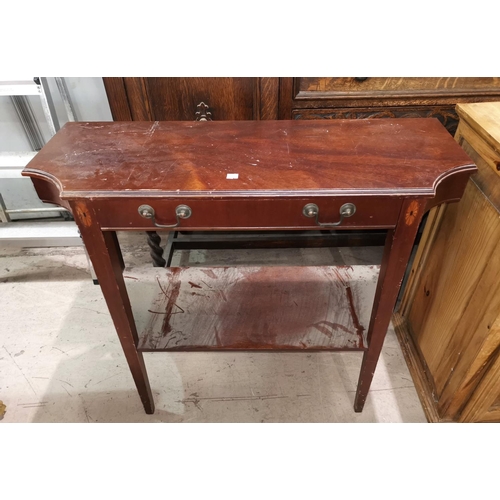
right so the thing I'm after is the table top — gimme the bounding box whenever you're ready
[23,119,474,199]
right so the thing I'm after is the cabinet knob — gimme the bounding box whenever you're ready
[195,102,212,121]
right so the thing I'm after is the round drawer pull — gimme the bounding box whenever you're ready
[138,204,192,228]
[303,203,356,227]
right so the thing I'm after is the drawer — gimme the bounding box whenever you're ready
[91,196,404,231]
[295,77,500,99]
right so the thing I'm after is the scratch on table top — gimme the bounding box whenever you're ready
[145,121,159,138]
[126,166,137,182]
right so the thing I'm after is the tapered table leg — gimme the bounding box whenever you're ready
[354,199,425,412]
[73,202,155,414]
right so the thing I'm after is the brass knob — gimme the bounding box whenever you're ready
[138,205,154,219]
[303,204,318,218]
[341,204,355,217]
[176,205,192,219]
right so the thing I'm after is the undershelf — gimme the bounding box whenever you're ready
[124,265,380,352]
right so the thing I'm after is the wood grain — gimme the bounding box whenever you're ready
[407,182,500,398]
[142,78,256,121]
[397,101,500,422]
[398,204,446,318]
[452,314,500,419]
[297,77,500,98]
[392,313,443,423]
[258,78,280,120]
[459,314,500,422]
[283,78,500,137]
[292,106,460,135]
[102,78,132,121]
[460,139,500,211]
[23,119,474,199]
[278,78,294,119]
[456,102,500,162]
[123,78,153,121]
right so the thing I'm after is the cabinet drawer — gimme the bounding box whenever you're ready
[92,196,403,231]
[295,77,500,99]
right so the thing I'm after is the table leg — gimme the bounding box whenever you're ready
[73,202,155,414]
[354,199,425,412]
[146,231,166,267]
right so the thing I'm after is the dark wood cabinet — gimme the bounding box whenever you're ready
[279,77,500,134]
[104,77,500,137]
[146,78,256,120]
[103,77,280,121]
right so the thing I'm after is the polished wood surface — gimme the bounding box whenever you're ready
[92,196,403,231]
[22,118,475,415]
[24,119,473,198]
[396,102,500,423]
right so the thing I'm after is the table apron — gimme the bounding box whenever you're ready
[90,196,405,231]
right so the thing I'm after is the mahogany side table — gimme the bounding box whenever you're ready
[22,119,475,415]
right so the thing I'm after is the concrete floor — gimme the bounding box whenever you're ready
[0,232,427,422]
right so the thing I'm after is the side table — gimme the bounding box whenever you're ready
[22,119,475,414]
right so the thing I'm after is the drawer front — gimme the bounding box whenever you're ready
[295,77,500,99]
[92,196,404,230]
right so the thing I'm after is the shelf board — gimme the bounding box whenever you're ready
[128,265,379,352]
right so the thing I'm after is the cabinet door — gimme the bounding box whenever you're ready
[278,77,500,135]
[103,77,280,121]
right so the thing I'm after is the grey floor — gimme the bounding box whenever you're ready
[0,232,427,422]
